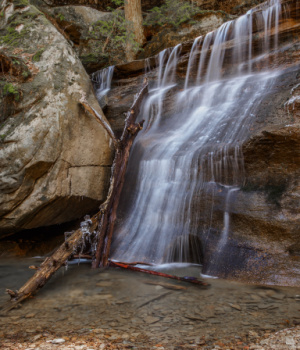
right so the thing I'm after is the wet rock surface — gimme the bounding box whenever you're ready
[0,260,300,349]
[101,0,300,286]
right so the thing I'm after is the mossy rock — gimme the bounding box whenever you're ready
[0,80,22,123]
[79,53,109,74]
[12,0,30,9]
[32,48,45,62]
[0,52,31,81]
[0,27,28,47]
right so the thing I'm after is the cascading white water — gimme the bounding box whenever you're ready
[110,0,288,267]
[91,65,115,103]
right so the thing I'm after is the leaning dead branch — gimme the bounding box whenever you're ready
[80,94,119,150]
[92,79,148,268]
[2,79,148,312]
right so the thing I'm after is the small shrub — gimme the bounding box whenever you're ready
[88,0,141,55]
[3,83,20,101]
[144,0,201,28]
[57,13,65,22]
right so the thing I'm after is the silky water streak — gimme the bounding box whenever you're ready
[111,0,287,270]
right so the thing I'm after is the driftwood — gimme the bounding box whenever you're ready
[2,79,148,312]
[109,261,209,287]
[3,214,100,311]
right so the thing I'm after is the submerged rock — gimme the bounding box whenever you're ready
[0,0,113,236]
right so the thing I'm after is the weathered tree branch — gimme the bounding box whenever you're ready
[109,261,209,287]
[2,214,100,312]
[80,94,119,150]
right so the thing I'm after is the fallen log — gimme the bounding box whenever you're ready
[2,79,148,312]
[2,214,100,312]
[109,261,209,287]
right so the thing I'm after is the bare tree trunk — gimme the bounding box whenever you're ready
[125,0,146,61]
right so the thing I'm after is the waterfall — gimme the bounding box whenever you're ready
[91,66,115,105]
[110,0,289,269]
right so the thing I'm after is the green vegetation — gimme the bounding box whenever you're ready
[33,48,45,62]
[22,71,30,78]
[80,52,109,64]
[56,13,65,22]
[0,25,27,46]
[80,53,99,63]
[12,0,30,8]
[13,0,29,7]
[3,83,20,101]
[88,0,141,55]
[144,0,201,28]
[0,3,44,47]
[88,0,202,59]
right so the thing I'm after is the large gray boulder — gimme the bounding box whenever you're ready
[0,0,113,237]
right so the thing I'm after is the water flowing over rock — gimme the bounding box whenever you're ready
[0,0,113,236]
[108,0,300,286]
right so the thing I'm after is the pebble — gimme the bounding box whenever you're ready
[95,294,113,299]
[249,331,259,337]
[32,334,42,341]
[143,316,160,324]
[228,303,242,311]
[51,338,66,344]
[250,294,262,301]
[96,281,113,287]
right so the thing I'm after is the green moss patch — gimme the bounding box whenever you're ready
[3,83,20,101]
[33,48,45,62]
[0,26,28,47]
[0,80,22,123]
[13,0,30,9]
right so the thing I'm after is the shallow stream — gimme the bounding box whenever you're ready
[1,259,299,349]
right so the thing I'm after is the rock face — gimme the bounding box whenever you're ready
[0,0,113,237]
[31,0,265,73]
[141,12,228,59]
[103,0,300,285]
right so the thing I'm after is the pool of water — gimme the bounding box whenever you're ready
[0,258,299,349]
